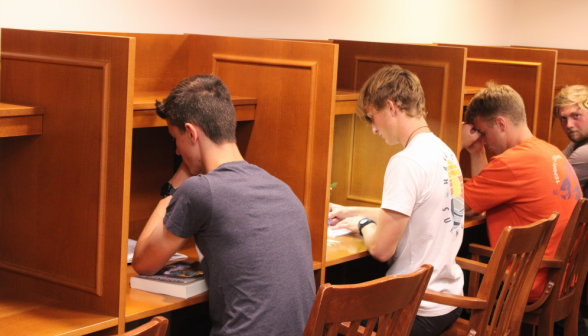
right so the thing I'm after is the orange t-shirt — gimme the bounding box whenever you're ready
[464,137,581,301]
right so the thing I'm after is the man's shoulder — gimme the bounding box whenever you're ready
[498,137,562,162]
[399,133,458,166]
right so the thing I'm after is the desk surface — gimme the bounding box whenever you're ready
[133,92,257,110]
[325,214,486,267]
[0,288,117,336]
[125,237,321,322]
[125,238,208,322]
[126,214,486,320]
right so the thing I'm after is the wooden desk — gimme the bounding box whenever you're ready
[0,289,118,336]
[133,92,257,128]
[325,214,487,268]
[125,238,208,323]
[0,102,43,137]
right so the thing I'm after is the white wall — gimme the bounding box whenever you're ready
[512,0,588,50]
[0,0,515,46]
[0,0,585,50]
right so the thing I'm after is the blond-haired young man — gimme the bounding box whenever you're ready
[330,65,464,336]
[554,85,588,196]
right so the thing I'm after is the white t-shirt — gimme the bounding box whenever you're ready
[382,132,464,317]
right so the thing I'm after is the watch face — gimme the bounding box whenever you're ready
[359,218,369,225]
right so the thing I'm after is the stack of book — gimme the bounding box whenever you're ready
[130,261,208,298]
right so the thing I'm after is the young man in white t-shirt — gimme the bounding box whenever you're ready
[329,66,464,336]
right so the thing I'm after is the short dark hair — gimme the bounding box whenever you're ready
[156,74,237,144]
[465,82,526,126]
[357,65,427,121]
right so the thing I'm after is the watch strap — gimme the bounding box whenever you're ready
[358,218,376,236]
[160,182,177,198]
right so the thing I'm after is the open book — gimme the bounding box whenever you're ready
[127,239,187,264]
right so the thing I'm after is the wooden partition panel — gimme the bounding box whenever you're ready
[443,45,557,142]
[515,47,588,150]
[187,35,338,277]
[331,41,466,206]
[0,29,134,316]
[89,32,190,92]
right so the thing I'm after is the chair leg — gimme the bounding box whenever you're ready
[563,312,579,336]
[537,315,555,336]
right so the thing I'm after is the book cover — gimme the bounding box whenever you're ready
[130,261,208,298]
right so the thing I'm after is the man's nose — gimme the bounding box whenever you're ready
[567,119,574,129]
[372,123,378,134]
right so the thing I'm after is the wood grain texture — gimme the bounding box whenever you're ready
[514,46,588,150]
[331,41,466,207]
[133,93,257,128]
[0,28,134,322]
[443,44,557,142]
[187,34,338,283]
[0,288,118,336]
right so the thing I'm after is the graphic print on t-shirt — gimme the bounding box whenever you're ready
[552,155,582,200]
[445,158,465,236]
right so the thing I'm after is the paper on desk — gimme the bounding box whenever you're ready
[327,227,352,238]
[127,239,188,264]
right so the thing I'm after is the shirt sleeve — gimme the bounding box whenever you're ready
[566,143,588,188]
[464,158,519,214]
[164,175,213,238]
[381,155,426,217]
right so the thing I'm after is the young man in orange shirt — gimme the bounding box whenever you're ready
[461,82,581,304]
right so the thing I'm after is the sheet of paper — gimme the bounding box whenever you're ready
[327,227,352,238]
[127,239,187,264]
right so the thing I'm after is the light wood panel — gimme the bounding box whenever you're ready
[0,28,134,334]
[330,41,467,207]
[187,34,339,283]
[515,46,588,150]
[443,44,557,142]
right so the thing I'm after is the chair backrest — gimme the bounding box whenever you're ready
[303,264,434,336]
[469,212,559,336]
[120,316,169,336]
[551,198,588,304]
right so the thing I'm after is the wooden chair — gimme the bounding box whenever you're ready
[469,199,588,336]
[303,264,434,336]
[424,212,559,336]
[119,316,169,336]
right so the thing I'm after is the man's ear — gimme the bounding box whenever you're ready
[185,123,199,144]
[495,116,507,132]
[386,99,398,117]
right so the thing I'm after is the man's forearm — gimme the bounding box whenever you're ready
[470,148,488,177]
[134,197,171,260]
[347,206,380,221]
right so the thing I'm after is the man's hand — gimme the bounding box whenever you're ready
[330,215,363,233]
[328,203,354,226]
[461,123,483,153]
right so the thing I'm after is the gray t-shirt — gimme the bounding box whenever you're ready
[164,161,316,336]
[563,141,588,196]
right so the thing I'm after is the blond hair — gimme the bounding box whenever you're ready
[356,65,426,121]
[553,85,588,118]
[465,82,526,126]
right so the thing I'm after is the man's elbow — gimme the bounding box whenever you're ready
[132,256,159,276]
[368,245,395,262]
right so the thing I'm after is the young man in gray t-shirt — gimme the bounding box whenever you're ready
[132,75,316,336]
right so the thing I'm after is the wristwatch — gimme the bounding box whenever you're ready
[358,218,376,236]
[160,182,177,199]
